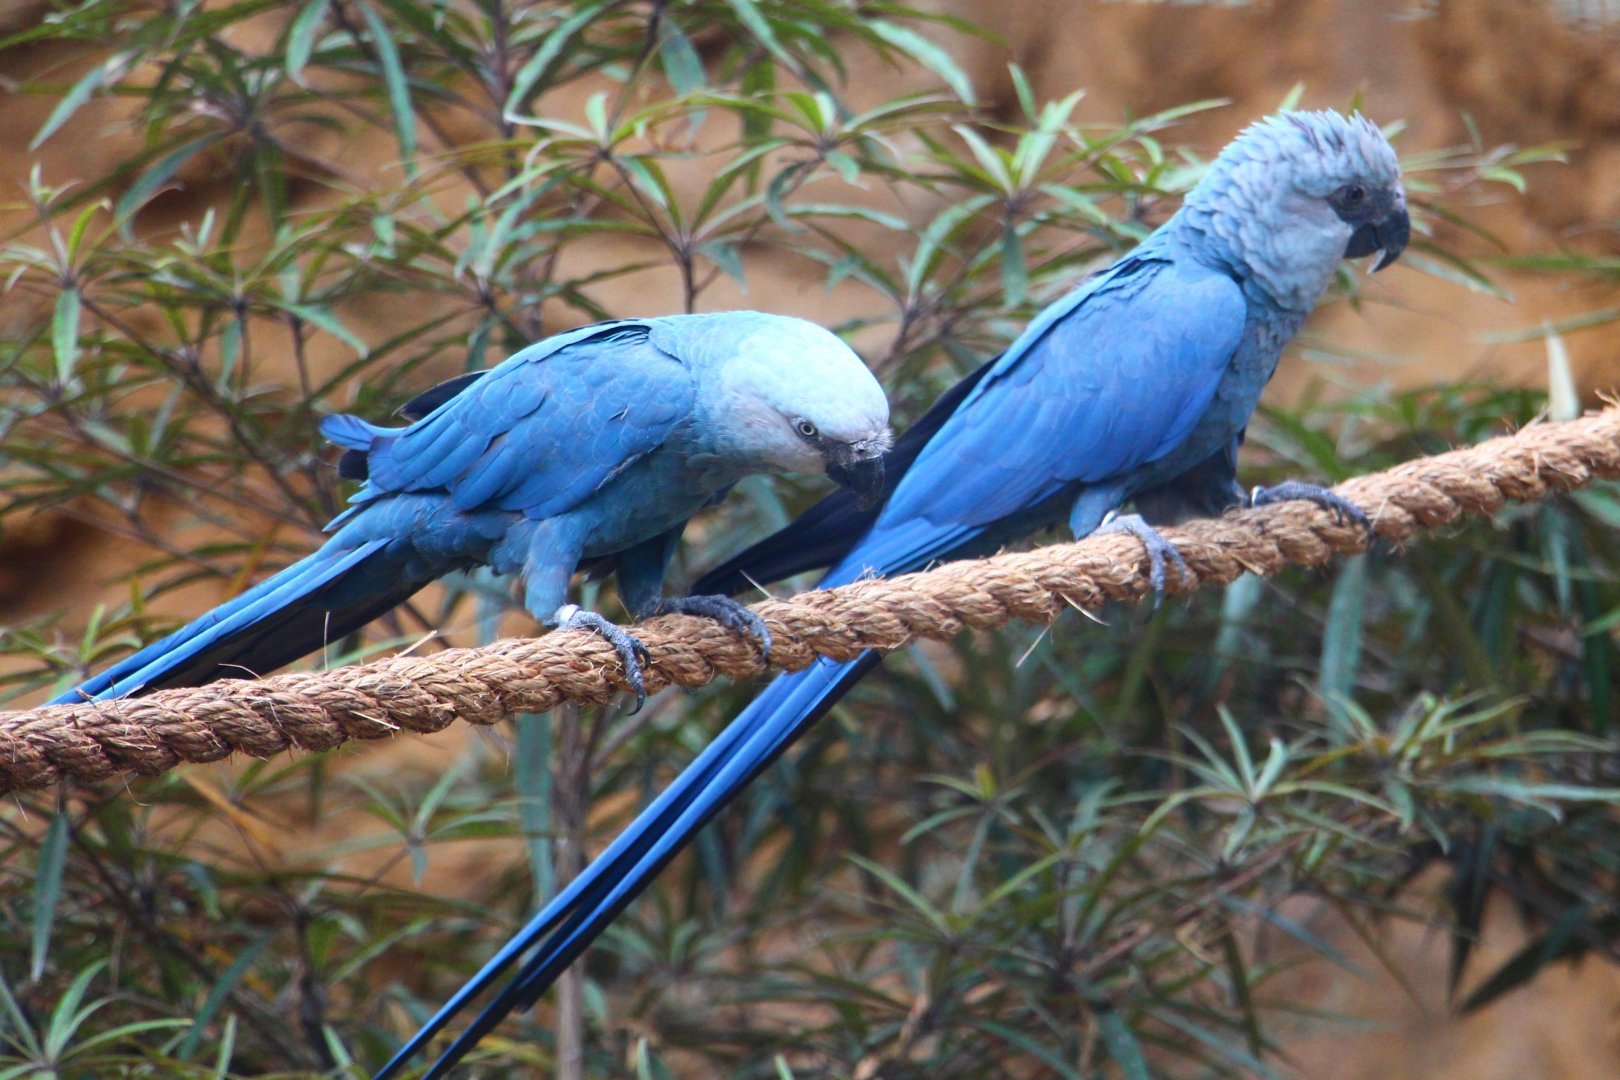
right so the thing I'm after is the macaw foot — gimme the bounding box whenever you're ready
[643,594,772,663]
[551,604,652,712]
[1247,481,1372,537]
[1097,512,1192,608]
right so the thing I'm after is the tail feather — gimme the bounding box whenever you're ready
[51,538,424,704]
[384,498,977,1075]
[379,654,879,1080]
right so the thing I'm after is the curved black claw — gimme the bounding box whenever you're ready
[552,604,651,712]
[1097,512,1192,609]
[646,594,773,663]
[1248,481,1373,538]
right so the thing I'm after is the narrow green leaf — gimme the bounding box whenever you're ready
[516,712,555,900]
[972,1018,1085,1079]
[504,3,604,115]
[211,1013,237,1079]
[699,240,746,288]
[867,20,975,105]
[0,970,41,1058]
[43,962,108,1058]
[1216,929,1264,1058]
[1151,1006,1285,1079]
[1398,250,1511,300]
[844,854,948,933]
[64,201,105,265]
[115,133,225,235]
[31,59,113,150]
[176,934,272,1059]
[285,0,330,84]
[726,0,789,65]
[52,287,81,385]
[30,810,70,981]
[282,302,368,357]
[1092,1001,1151,1080]
[1461,907,1620,1013]
[354,0,416,177]
[1000,226,1027,307]
[657,16,705,96]
[1442,776,1620,805]
[1320,553,1369,701]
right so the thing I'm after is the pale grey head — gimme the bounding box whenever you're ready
[1181,110,1410,312]
[656,313,893,505]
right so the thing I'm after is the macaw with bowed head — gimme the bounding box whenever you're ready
[49,312,892,706]
[385,110,1411,1078]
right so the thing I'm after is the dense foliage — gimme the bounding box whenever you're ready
[0,2,1614,1077]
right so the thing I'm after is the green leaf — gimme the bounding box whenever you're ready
[504,3,604,115]
[31,58,115,150]
[43,962,108,1059]
[657,16,705,96]
[0,968,40,1058]
[699,240,746,288]
[30,810,70,981]
[1092,1001,1151,1080]
[354,0,417,178]
[726,0,790,66]
[285,0,330,84]
[515,712,555,900]
[176,933,273,1059]
[1460,906,1620,1013]
[283,302,368,357]
[1320,553,1369,701]
[52,287,81,385]
[64,202,105,265]
[115,133,226,234]
[1000,226,1027,307]
[868,20,975,105]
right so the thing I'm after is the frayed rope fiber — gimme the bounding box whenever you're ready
[6,407,1620,795]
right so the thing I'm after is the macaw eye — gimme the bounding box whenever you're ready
[795,419,819,439]
[1338,184,1367,206]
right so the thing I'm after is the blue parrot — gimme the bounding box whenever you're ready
[382,111,1411,1078]
[49,312,892,707]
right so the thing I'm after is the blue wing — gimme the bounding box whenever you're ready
[826,252,1246,582]
[326,320,695,529]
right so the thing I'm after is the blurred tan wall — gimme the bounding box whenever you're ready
[4,3,1620,1077]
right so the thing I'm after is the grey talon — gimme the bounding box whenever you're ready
[1097,512,1191,609]
[646,594,773,662]
[553,606,650,712]
[1249,481,1373,538]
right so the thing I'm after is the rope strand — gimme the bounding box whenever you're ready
[5,407,1618,795]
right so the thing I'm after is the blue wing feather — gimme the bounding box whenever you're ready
[882,253,1245,536]
[329,322,695,529]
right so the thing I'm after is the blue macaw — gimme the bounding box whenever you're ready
[383,111,1410,1077]
[50,312,892,707]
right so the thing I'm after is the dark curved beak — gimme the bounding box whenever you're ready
[827,452,886,509]
[1346,204,1411,272]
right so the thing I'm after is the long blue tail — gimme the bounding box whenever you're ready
[380,652,880,1079]
[50,537,422,704]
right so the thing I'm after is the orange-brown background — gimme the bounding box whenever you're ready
[5,2,1620,1076]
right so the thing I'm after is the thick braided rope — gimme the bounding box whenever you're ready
[5,407,1618,795]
